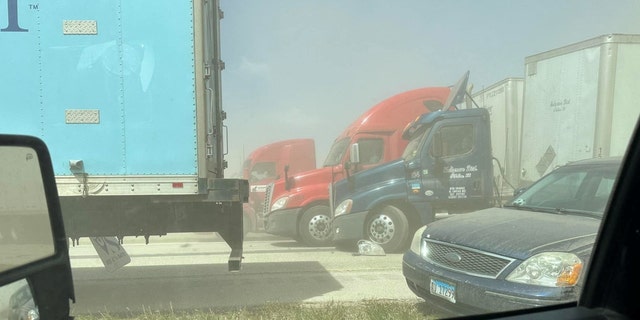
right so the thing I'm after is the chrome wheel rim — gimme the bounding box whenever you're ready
[308,214,331,240]
[368,214,395,244]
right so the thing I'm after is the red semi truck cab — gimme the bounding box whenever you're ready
[241,139,316,233]
[263,87,451,246]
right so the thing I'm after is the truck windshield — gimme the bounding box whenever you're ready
[508,164,619,217]
[249,162,277,183]
[402,127,431,161]
[323,138,350,167]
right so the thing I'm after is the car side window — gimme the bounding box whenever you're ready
[584,172,617,212]
[594,177,615,198]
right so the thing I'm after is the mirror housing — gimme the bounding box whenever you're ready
[284,165,292,191]
[513,187,527,197]
[349,143,360,165]
[0,134,75,319]
[344,143,361,181]
[432,131,443,158]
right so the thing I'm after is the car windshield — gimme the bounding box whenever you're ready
[1,1,639,319]
[507,163,620,217]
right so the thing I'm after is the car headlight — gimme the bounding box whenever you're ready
[270,196,289,212]
[334,199,353,217]
[410,225,427,255]
[506,252,583,287]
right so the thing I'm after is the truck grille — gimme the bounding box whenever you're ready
[262,183,274,216]
[423,239,514,278]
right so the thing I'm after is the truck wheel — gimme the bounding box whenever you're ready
[298,205,333,247]
[365,205,409,253]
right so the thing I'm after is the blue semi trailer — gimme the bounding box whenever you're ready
[0,0,247,270]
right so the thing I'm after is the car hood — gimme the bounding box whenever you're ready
[423,207,601,260]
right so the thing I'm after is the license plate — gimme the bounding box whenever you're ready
[430,278,456,303]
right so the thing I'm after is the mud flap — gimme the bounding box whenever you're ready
[90,236,131,272]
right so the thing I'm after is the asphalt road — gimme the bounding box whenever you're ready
[68,233,422,316]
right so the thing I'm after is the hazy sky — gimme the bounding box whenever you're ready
[219,1,640,177]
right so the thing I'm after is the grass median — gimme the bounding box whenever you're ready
[74,299,444,319]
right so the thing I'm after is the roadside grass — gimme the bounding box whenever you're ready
[74,300,443,319]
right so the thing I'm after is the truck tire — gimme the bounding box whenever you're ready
[298,205,333,247]
[365,205,409,253]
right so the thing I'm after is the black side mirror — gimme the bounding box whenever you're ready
[432,131,444,159]
[513,187,527,197]
[0,134,75,319]
[430,131,446,176]
[284,165,292,190]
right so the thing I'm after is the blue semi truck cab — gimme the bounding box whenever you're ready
[331,74,496,253]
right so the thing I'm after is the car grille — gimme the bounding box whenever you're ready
[262,183,274,216]
[424,239,514,278]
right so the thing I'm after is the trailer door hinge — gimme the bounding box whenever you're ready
[221,110,227,120]
[216,59,225,71]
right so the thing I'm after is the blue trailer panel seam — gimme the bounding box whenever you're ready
[117,0,127,173]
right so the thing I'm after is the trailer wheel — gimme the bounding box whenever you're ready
[298,205,333,247]
[365,205,409,253]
